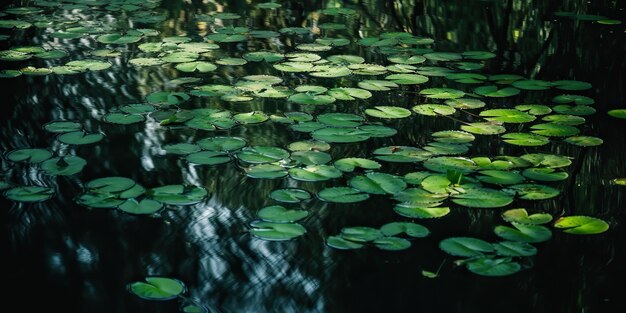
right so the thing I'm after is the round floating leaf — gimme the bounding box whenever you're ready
[146,92,189,106]
[553,105,596,116]
[420,88,465,99]
[58,131,104,145]
[289,93,336,105]
[374,237,411,251]
[439,237,494,257]
[385,74,429,85]
[175,62,217,73]
[452,188,514,208]
[412,104,456,116]
[128,277,185,301]
[493,241,538,257]
[118,199,163,215]
[445,73,487,84]
[608,109,626,119]
[477,170,525,185]
[515,104,552,116]
[512,79,553,90]
[249,221,306,241]
[102,113,145,125]
[129,58,164,66]
[269,188,311,203]
[243,51,284,63]
[480,109,535,123]
[552,94,595,105]
[87,177,135,193]
[233,112,269,124]
[505,184,560,200]
[4,186,54,202]
[185,151,230,165]
[6,148,52,163]
[388,54,426,65]
[365,106,412,119]
[554,216,609,235]
[257,205,309,223]
[288,165,342,182]
[151,185,207,205]
[373,146,430,163]
[327,88,372,100]
[327,55,365,65]
[0,20,32,29]
[393,203,450,219]
[44,121,81,133]
[474,85,520,97]
[466,257,521,277]
[611,178,626,186]
[245,164,288,179]
[291,122,325,133]
[552,80,592,91]
[334,158,381,172]
[359,125,397,138]
[520,153,572,168]
[502,132,549,146]
[20,67,52,76]
[349,172,407,195]
[424,156,477,173]
[236,146,289,164]
[41,156,86,176]
[432,131,475,144]
[502,208,553,225]
[197,137,246,152]
[380,222,429,238]
[424,52,462,61]
[0,69,21,78]
[317,113,364,127]
[216,58,247,66]
[312,128,370,143]
[530,123,579,137]
[291,151,331,165]
[392,188,448,205]
[417,66,455,77]
[317,187,369,203]
[163,143,200,155]
[563,136,603,147]
[494,223,552,243]
[77,193,125,208]
[341,227,382,242]
[97,33,142,44]
[286,140,330,152]
[445,98,486,109]
[522,168,568,181]
[461,122,506,135]
[326,236,364,250]
[358,80,399,91]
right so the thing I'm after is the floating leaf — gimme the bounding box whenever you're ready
[317,187,369,203]
[349,172,407,195]
[128,277,185,301]
[245,164,288,179]
[326,236,364,250]
[58,131,104,145]
[512,79,553,90]
[257,205,309,223]
[118,199,163,215]
[554,216,609,235]
[608,109,626,119]
[412,104,456,116]
[522,168,568,181]
[374,237,412,251]
[334,158,381,172]
[327,88,372,100]
[102,113,145,125]
[4,186,54,202]
[289,165,342,182]
[505,183,560,200]
[289,93,336,105]
[394,203,450,219]
[563,136,603,147]
[466,257,521,277]
[385,74,428,85]
[175,62,217,73]
[502,132,549,146]
[476,170,525,185]
[358,80,399,91]
[269,188,311,203]
[249,220,306,241]
[420,88,465,99]
[452,188,514,208]
[197,137,246,152]
[236,146,289,164]
[185,151,230,165]
[373,146,431,163]
[41,156,86,176]
[6,148,52,163]
[493,241,538,257]
[474,85,520,97]
[502,208,552,225]
[439,237,494,257]
[552,94,595,105]
[380,222,429,238]
[151,185,207,205]
[480,109,535,123]
[365,106,411,119]
[312,128,370,143]
[494,223,552,243]
[163,143,200,155]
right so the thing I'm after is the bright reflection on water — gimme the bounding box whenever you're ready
[1,0,625,312]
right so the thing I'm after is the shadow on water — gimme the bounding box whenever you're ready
[1,0,625,312]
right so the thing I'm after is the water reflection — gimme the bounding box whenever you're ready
[2,0,625,312]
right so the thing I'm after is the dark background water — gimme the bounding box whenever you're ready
[2,0,625,312]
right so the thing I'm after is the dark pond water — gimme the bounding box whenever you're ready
[2,0,625,312]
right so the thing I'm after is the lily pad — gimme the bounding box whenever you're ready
[257,205,309,223]
[393,203,450,219]
[118,199,163,215]
[380,222,429,238]
[365,106,412,119]
[249,220,306,241]
[334,158,381,172]
[439,237,494,257]
[245,164,288,179]
[58,131,104,145]
[374,237,412,251]
[151,185,208,205]
[6,148,52,163]
[269,188,311,203]
[349,172,407,195]
[563,136,603,147]
[494,223,552,243]
[326,236,364,250]
[128,277,185,301]
[41,156,87,176]
[466,257,521,276]
[4,186,54,202]
[553,216,609,235]
[288,165,342,182]
[502,208,552,225]
[317,187,369,203]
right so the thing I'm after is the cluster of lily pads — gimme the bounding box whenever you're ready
[1,0,621,301]
[439,208,609,276]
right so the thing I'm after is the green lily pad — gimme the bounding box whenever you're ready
[147,92,190,106]
[461,122,506,135]
[58,131,104,145]
[317,113,364,127]
[41,156,87,176]
[6,148,52,163]
[87,177,135,193]
[257,205,309,223]
[97,33,142,44]
[522,168,568,181]
[349,172,407,195]
[233,112,269,124]
[563,136,603,147]
[445,98,486,109]
[424,52,462,61]
[424,156,477,173]
[515,104,552,115]
[553,216,609,235]
[312,128,370,143]
[326,236,364,250]
[197,137,246,152]
[374,237,412,251]
[163,143,201,155]
[380,222,429,238]
[502,208,552,225]
[291,151,331,165]
[373,146,431,163]
[4,186,54,202]
[249,220,306,241]
[530,123,580,137]
[552,80,592,91]
[420,88,465,99]
[269,188,311,203]
[494,223,552,243]
[452,187,514,208]
[385,73,429,85]
[607,109,626,119]
[439,237,494,257]
[394,203,450,219]
[474,85,520,97]
[327,88,372,100]
[466,257,521,277]
[357,80,399,91]
[102,113,145,125]
[289,93,336,105]
[236,146,289,164]
[476,170,525,185]
[432,131,475,143]
[493,241,538,257]
[185,151,230,165]
[245,164,288,179]
[175,61,217,73]
[128,277,185,300]
[288,165,342,182]
[365,106,412,119]
[118,199,163,215]
[552,94,595,105]
[505,183,560,200]
[286,140,330,152]
[480,109,536,123]
[317,187,369,203]
[340,227,382,242]
[334,158,381,172]
[553,105,596,116]
[151,185,207,205]
[512,79,553,90]
[520,153,572,168]
[502,132,549,146]
[412,104,456,116]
